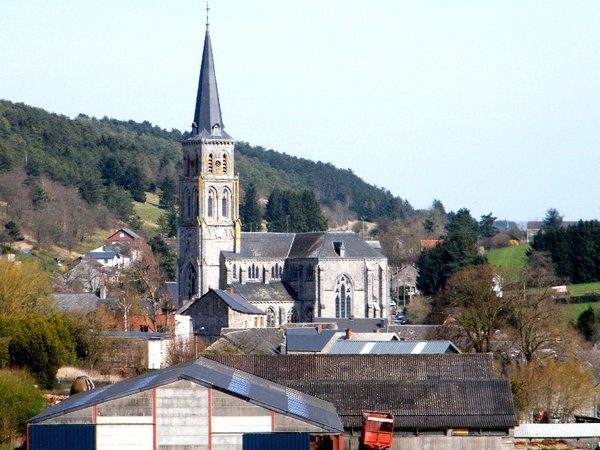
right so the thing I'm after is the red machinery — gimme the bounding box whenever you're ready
[360,411,394,450]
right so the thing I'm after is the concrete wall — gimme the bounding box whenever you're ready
[157,380,209,450]
[344,434,514,450]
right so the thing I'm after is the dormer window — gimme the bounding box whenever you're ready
[333,242,345,257]
[211,124,221,136]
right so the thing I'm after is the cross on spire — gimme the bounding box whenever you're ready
[206,1,210,29]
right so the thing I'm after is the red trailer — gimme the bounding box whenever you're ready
[360,411,394,450]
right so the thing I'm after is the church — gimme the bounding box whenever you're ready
[177,23,389,327]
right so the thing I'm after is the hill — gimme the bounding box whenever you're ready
[0,100,415,226]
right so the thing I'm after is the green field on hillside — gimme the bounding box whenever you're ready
[487,245,529,269]
[133,192,163,225]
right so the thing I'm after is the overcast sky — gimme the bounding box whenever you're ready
[2,1,599,223]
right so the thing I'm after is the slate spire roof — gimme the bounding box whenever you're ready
[191,27,225,138]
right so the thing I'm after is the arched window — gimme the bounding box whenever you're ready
[222,153,228,174]
[232,263,237,280]
[193,187,198,218]
[247,264,259,280]
[334,275,353,318]
[306,307,314,323]
[185,264,197,301]
[266,308,276,327]
[207,190,214,217]
[221,189,229,217]
[185,188,191,219]
[271,266,275,278]
[208,153,213,173]
[287,307,299,324]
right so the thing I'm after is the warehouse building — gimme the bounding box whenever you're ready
[27,357,344,450]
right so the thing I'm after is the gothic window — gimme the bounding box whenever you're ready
[208,153,213,174]
[271,266,275,278]
[306,264,314,281]
[306,307,314,323]
[221,189,229,217]
[266,308,276,327]
[185,188,191,219]
[207,190,214,217]
[287,307,299,324]
[193,187,198,218]
[185,264,197,301]
[247,263,259,280]
[222,153,228,174]
[334,275,353,318]
[232,263,237,280]
[278,264,283,278]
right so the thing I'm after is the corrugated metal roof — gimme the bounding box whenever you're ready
[515,423,600,438]
[325,341,460,355]
[29,357,343,433]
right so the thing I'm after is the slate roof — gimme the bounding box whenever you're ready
[53,293,102,312]
[222,232,385,261]
[205,354,516,429]
[288,232,384,259]
[29,357,343,433]
[317,318,388,333]
[390,324,438,340]
[286,328,341,353]
[223,232,295,259]
[214,289,265,314]
[325,340,461,355]
[230,281,296,303]
[191,29,226,138]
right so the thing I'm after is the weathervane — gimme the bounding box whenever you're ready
[206,0,210,28]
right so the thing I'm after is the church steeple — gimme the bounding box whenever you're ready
[191,27,225,137]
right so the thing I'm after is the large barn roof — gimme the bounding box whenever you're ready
[29,357,343,433]
[206,354,517,429]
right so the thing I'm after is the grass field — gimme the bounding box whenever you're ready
[134,192,163,225]
[487,245,529,268]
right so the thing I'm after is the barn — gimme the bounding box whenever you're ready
[27,357,344,450]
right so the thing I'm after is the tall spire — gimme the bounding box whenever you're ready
[191,12,224,137]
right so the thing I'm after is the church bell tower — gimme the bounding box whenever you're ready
[178,23,240,304]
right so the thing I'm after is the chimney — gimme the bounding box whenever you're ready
[316,324,322,334]
[373,329,380,333]
[345,328,352,340]
[226,288,234,294]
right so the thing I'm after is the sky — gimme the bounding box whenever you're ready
[2,1,599,224]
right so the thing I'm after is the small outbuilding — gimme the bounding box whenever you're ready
[28,357,344,450]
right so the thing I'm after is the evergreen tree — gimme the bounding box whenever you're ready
[479,213,498,239]
[542,208,563,233]
[577,305,596,341]
[158,177,177,210]
[301,190,328,231]
[240,183,262,232]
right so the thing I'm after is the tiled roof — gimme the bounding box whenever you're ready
[205,354,515,429]
[390,324,438,340]
[208,328,285,355]
[224,232,295,258]
[284,379,517,428]
[206,354,497,381]
[316,318,388,333]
